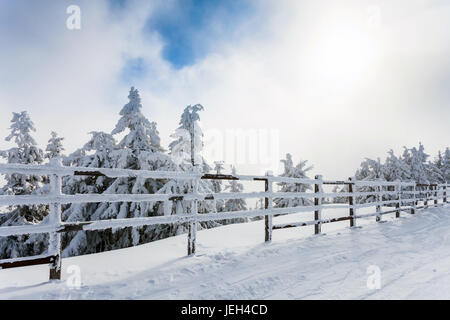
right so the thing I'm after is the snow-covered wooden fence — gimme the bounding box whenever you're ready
[0,161,448,280]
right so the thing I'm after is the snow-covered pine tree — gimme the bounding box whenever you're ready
[167,104,216,220]
[62,87,174,256]
[45,131,65,159]
[443,148,450,183]
[106,87,174,245]
[212,161,225,212]
[273,153,313,208]
[407,143,431,184]
[169,104,206,168]
[384,150,410,182]
[405,143,435,201]
[26,131,67,255]
[0,112,46,259]
[435,150,444,169]
[354,157,385,203]
[428,150,445,184]
[355,157,385,181]
[223,166,248,224]
[62,131,121,256]
[382,149,412,203]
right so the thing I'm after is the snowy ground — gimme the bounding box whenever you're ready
[1,204,450,299]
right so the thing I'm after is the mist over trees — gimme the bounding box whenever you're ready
[332,143,450,203]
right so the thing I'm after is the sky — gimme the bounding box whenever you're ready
[0,0,449,179]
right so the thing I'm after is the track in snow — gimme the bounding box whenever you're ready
[1,205,450,299]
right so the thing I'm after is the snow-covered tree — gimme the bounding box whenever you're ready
[273,153,313,207]
[222,166,248,223]
[384,150,410,182]
[61,131,121,256]
[45,131,65,159]
[351,144,445,204]
[354,157,385,203]
[408,143,431,184]
[428,150,445,183]
[380,150,410,203]
[169,104,211,171]
[355,157,385,181]
[0,112,46,259]
[443,148,450,182]
[212,161,225,212]
[167,104,215,215]
[105,87,174,246]
[62,88,175,256]
[26,132,66,255]
[426,147,450,183]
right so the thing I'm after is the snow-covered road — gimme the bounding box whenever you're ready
[1,205,450,299]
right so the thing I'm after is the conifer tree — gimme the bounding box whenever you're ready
[428,150,445,183]
[409,143,431,184]
[354,158,385,203]
[384,150,410,182]
[62,88,174,256]
[443,148,450,182]
[45,131,65,159]
[167,104,215,216]
[0,112,46,258]
[223,166,248,223]
[273,153,313,207]
[212,161,225,212]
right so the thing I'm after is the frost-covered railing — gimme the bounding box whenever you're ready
[0,161,448,281]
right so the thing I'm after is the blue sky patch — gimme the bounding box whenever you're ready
[108,0,127,10]
[145,0,254,69]
[121,57,148,83]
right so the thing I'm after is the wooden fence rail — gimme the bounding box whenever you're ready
[0,161,448,280]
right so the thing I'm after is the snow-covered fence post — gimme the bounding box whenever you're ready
[187,177,199,256]
[415,185,419,207]
[411,183,416,215]
[348,177,355,227]
[48,157,63,280]
[429,185,432,207]
[424,185,429,209]
[429,185,433,207]
[429,185,432,208]
[264,171,273,242]
[395,182,401,218]
[434,185,438,207]
[444,185,448,203]
[314,175,323,234]
[376,182,382,222]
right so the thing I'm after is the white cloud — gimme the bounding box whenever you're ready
[0,0,449,179]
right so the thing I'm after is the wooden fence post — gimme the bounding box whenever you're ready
[49,158,63,280]
[187,177,198,256]
[264,172,273,242]
[348,177,355,227]
[314,175,323,234]
[411,183,416,215]
[444,185,448,203]
[434,185,438,207]
[395,182,401,218]
[424,185,429,209]
[376,183,382,222]
[415,184,419,207]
